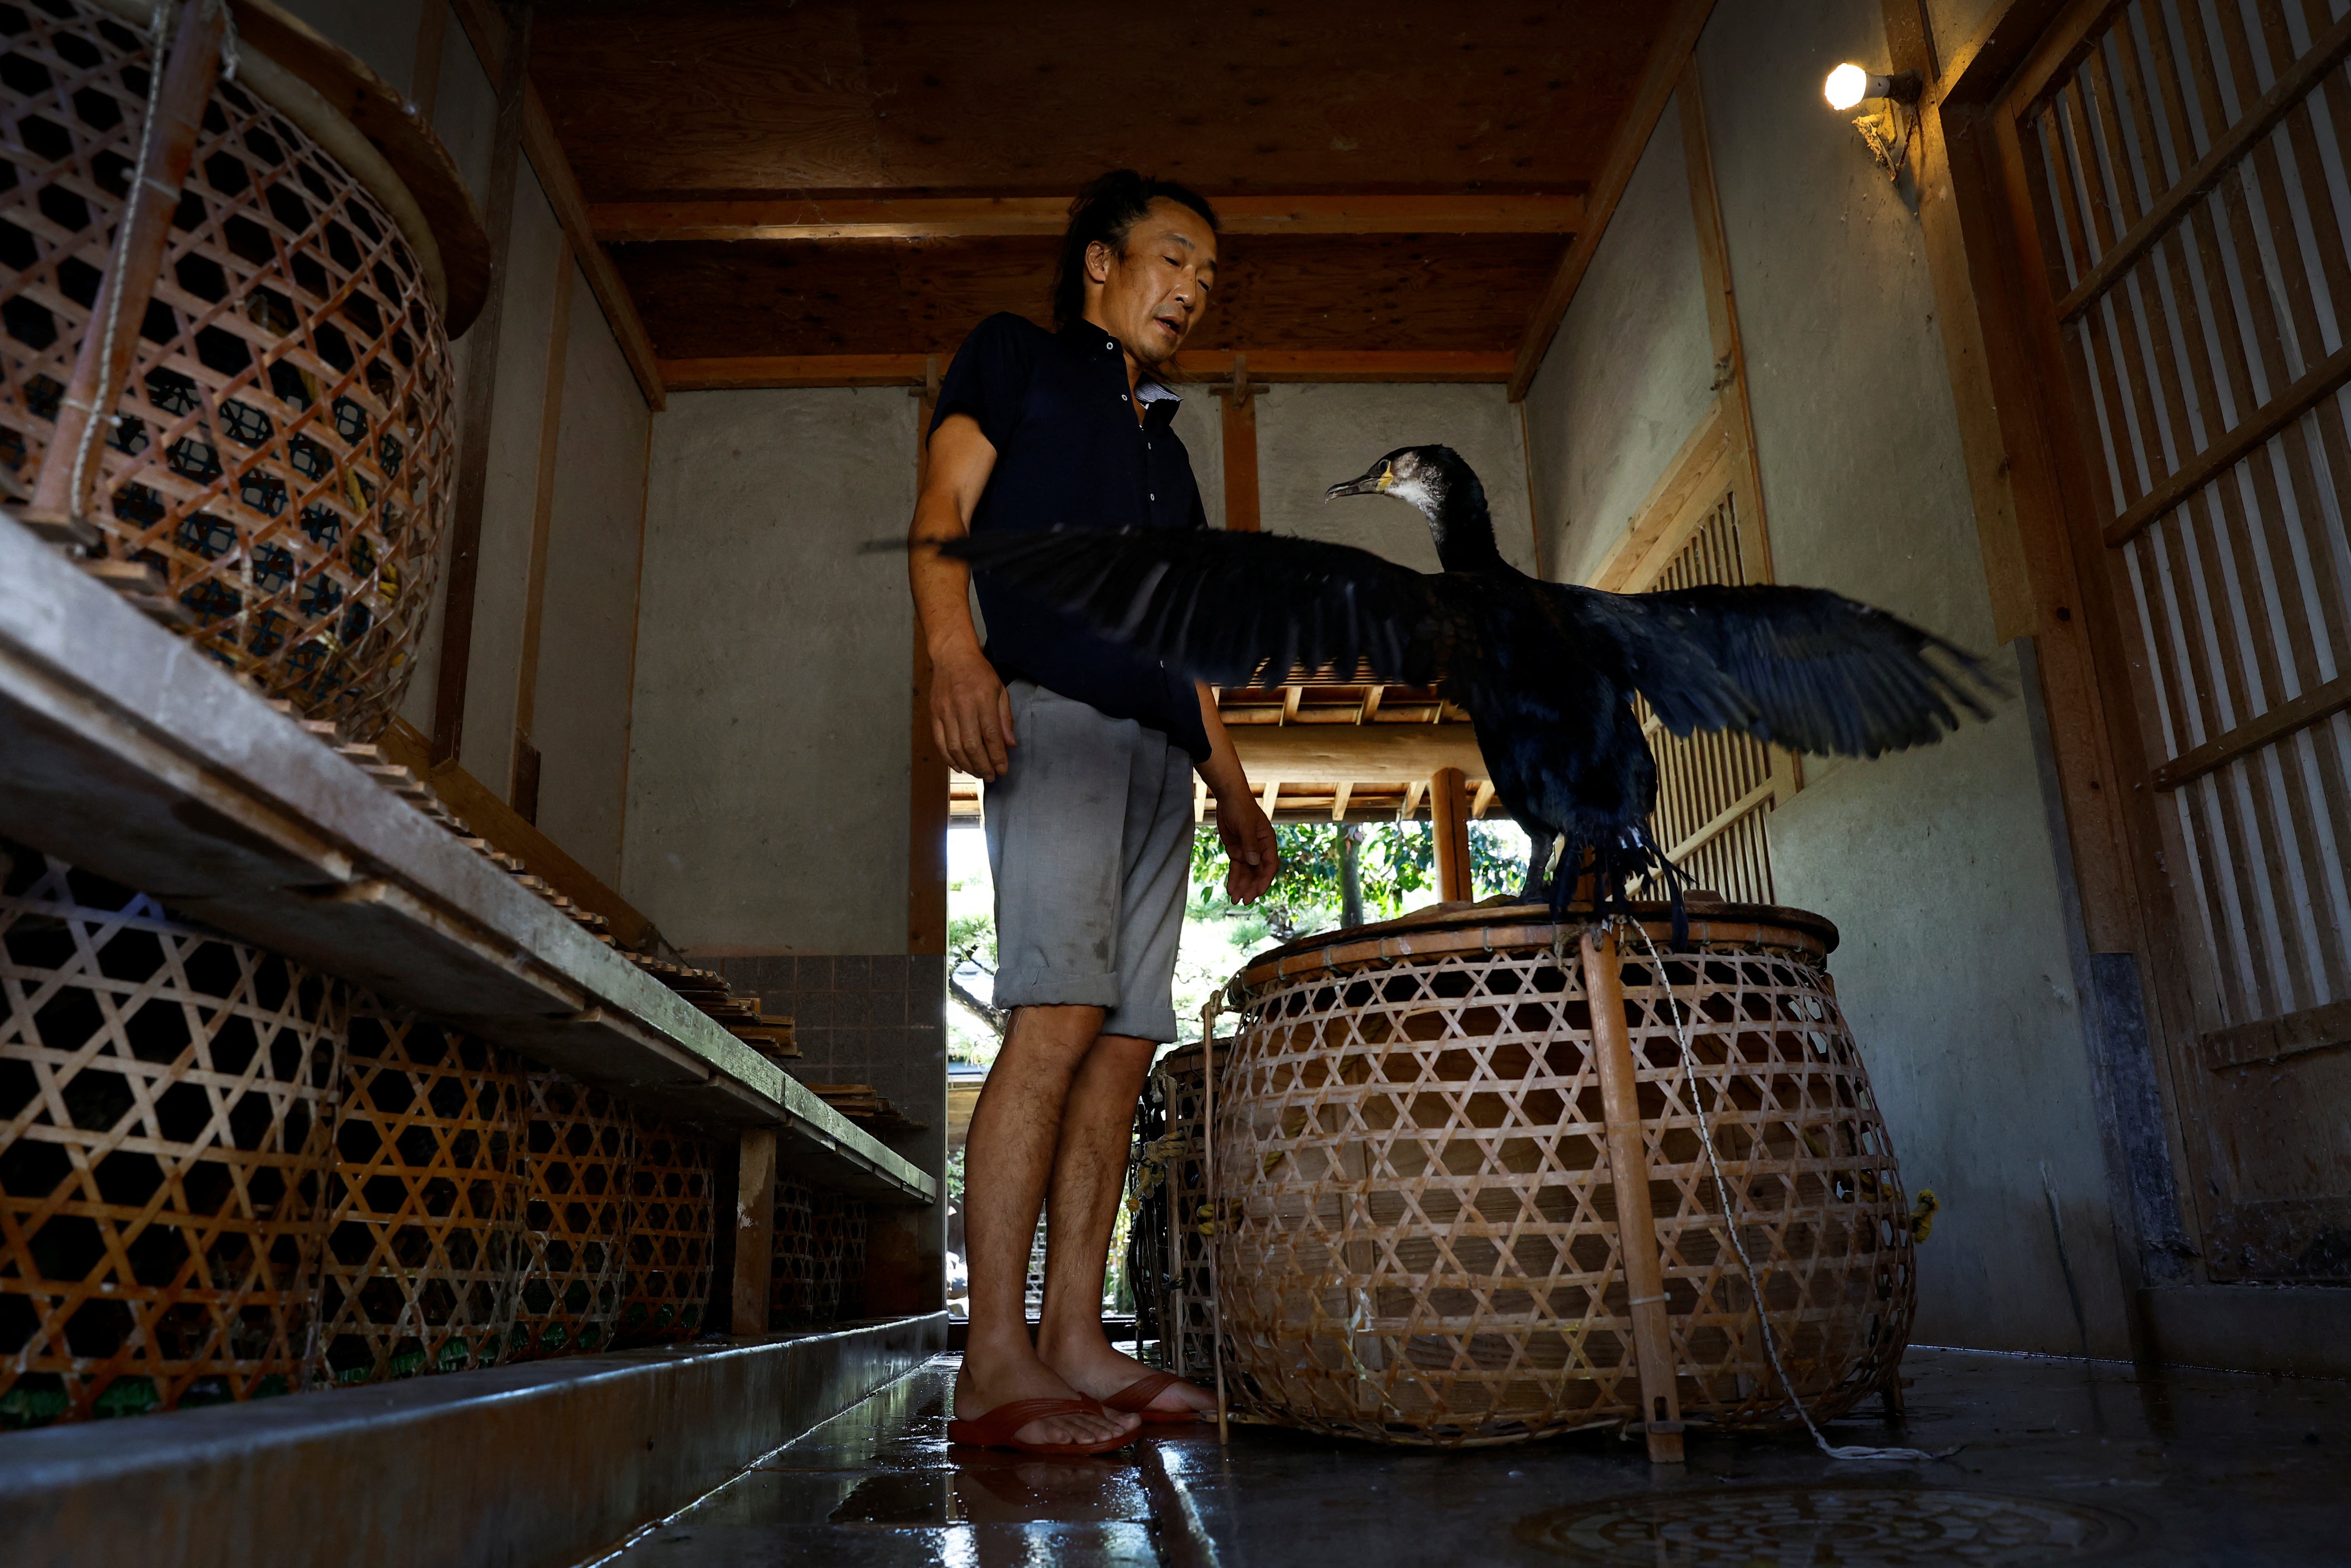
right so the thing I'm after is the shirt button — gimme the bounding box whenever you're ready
[1120,393,1128,401]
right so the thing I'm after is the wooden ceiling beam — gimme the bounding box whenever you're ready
[661,350,1515,391]
[1506,0,1717,401]
[593,193,1584,243]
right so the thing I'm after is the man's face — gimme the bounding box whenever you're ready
[1086,199,1218,366]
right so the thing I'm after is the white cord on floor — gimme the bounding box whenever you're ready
[1626,921,1954,1463]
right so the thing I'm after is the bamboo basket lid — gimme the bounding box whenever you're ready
[1238,897,1840,994]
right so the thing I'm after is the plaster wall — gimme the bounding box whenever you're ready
[1169,390,1224,531]
[1697,0,2126,1356]
[285,2,653,887]
[275,0,418,90]
[1523,105,1716,588]
[1512,0,2134,1356]
[453,166,566,800]
[1926,0,2005,60]
[531,259,652,887]
[627,388,917,956]
[1254,384,1535,572]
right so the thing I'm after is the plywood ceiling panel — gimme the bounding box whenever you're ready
[530,2,1682,373]
[534,2,1666,202]
[609,234,1560,360]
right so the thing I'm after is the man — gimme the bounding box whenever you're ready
[908,171,1279,1453]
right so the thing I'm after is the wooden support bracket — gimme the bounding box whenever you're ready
[1582,925,1687,1464]
[730,1127,778,1334]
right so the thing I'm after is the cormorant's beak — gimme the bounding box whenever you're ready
[1324,464,1391,503]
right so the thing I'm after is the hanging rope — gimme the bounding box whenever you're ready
[1625,919,1954,1463]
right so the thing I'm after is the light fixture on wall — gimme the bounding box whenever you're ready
[1824,62,1923,180]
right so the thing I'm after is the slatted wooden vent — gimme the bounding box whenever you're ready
[2017,1,2351,1039]
[1635,492,1792,905]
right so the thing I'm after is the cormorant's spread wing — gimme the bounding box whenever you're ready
[942,527,1471,689]
[1587,582,1997,756]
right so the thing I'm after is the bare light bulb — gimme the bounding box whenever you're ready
[1824,62,1873,110]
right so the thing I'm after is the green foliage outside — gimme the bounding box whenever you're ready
[1186,819,1530,948]
[944,818,1531,1061]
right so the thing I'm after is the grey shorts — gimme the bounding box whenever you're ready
[985,680,1196,1043]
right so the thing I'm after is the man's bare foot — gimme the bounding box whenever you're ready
[1039,1322,1216,1420]
[953,1343,1141,1447]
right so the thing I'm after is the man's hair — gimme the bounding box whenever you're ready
[1051,170,1220,329]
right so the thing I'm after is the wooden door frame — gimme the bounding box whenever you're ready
[1883,0,2210,1301]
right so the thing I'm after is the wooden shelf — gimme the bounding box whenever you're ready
[0,512,931,1206]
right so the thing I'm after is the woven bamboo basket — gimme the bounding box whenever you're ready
[0,840,339,1426]
[771,1173,869,1329]
[770,1170,817,1328]
[1130,1042,1218,1380]
[617,1113,712,1346]
[1213,901,1914,1447]
[0,0,485,737]
[315,998,522,1383]
[816,1188,869,1323]
[511,1070,632,1358]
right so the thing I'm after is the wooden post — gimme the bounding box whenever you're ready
[1220,354,1260,533]
[24,2,226,538]
[1431,765,1472,902]
[409,0,449,122]
[1582,925,1685,1463]
[509,244,575,810]
[729,1128,778,1335]
[430,4,532,766]
[909,354,949,958]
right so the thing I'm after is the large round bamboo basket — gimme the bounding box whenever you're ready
[1214,901,1914,1447]
[0,0,486,736]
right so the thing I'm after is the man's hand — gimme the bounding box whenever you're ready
[932,646,1016,781]
[1215,788,1280,904]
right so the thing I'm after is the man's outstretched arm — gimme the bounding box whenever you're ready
[910,413,1015,780]
[1193,682,1280,904]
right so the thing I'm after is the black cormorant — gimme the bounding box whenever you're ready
[944,444,1997,924]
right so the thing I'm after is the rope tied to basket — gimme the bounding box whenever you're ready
[1623,918,1954,1463]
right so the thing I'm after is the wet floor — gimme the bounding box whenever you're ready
[588,1348,2351,1566]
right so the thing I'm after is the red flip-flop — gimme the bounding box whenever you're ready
[946,1398,1138,1456]
[1101,1370,1211,1424]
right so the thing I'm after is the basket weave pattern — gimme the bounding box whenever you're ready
[1131,1043,1216,1380]
[316,1000,522,1383]
[0,0,453,735]
[1217,921,1912,1445]
[512,1071,632,1358]
[0,843,338,1425]
[771,1172,868,1329]
[617,1114,712,1345]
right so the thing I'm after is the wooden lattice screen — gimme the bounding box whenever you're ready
[1632,491,1793,905]
[1997,0,2351,1279]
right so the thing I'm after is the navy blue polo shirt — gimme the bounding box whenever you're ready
[931,313,1212,761]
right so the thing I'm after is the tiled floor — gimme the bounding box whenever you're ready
[593,1348,2351,1566]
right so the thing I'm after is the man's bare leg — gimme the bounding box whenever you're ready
[1037,1033,1216,1418]
[957,1003,1140,1446]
